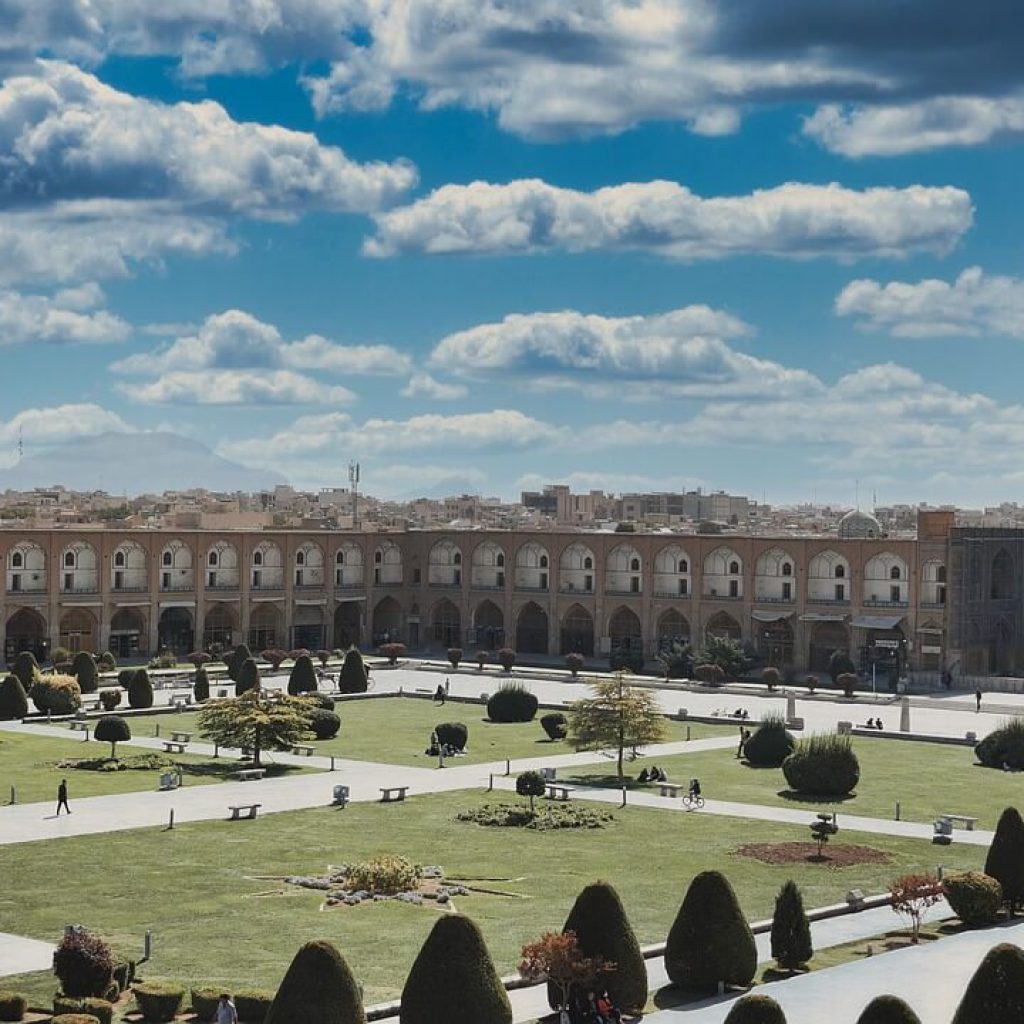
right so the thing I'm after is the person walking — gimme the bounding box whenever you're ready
[56,778,70,816]
[444,676,450,697]
[216,994,238,1024]
[976,688,983,712]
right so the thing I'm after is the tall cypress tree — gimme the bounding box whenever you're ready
[984,807,1024,912]
[951,943,1024,1024]
[236,657,261,696]
[338,648,368,694]
[266,939,365,1024]
[0,674,29,720]
[288,654,318,695]
[856,995,923,1024]
[770,880,812,971]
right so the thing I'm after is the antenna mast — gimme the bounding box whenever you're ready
[348,462,360,529]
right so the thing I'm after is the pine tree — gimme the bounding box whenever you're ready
[951,943,1024,1024]
[724,994,788,1024]
[664,871,757,991]
[770,880,812,971]
[0,673,29,720]
[227,643,252,682]
[856,994,923,1024]
[984,807,1024,912]
[400,915,511,1024]
[265,939,365,1024]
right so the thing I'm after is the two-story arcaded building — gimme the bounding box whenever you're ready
[0,509,960,686]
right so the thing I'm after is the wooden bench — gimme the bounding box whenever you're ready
[291,744,315,757]
[162,741,187,754]
[234,768,267,782]
[545,784,573,801]
[659,782,683,798]
[379,786,408,803]
[68,720,89,732]
[333,784,350,807]
[941,813,978,831]
[228,803,261,821]
[170,731,192,744]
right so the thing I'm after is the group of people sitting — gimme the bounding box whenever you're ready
[731,708,750,719]
[637,766,668,783]
[558,989,621,1024]
[862,718,885,730]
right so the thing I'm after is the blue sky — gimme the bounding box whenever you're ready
[2,1,1024,503]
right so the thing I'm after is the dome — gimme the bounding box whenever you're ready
[838,509,883,540]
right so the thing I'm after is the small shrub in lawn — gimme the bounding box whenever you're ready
[98,651,116,671]
[497,648,515,672]
[565,653,584,677]
[116,669,134,689]
[338,649,368,693]
[975,718,1024,769]
[782,733,860,796]
[984,807,1024,911]
[0,991,26,1022]
[724,994,788,1024]
[127,669,153,710]
[770,880,812,971]
[288,654,318,695]
[457,803,613,831]
[194,667,210,703]
[515,770,546,813]
[310,709,341,739]
[345,854,421,895]
[132,982,185,1022]
[436,722,468,751]
[265,939,366,1024]
[943,870,1002,927]
[191,988,222,1022]
[380,643,406,665]
[743,713,796,768]
[0,674,29,720]
[99,688,121,711]
[541,712,567,740]
[29,673,81,715]
[53,997,113,1024]
[226,644,253,682]
[54,929,115,998]
[93,716,131,759]
[234,989,274,1022]
[487,683,538,723]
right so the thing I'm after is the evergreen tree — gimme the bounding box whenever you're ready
[856,995,923,1024]
[127,669,153,709]
[770,880,812,971]
[193,666,210,702]
[664,871,757,991]
[236,656,261,696]
[227,643,252,682]
[12,650,39,691]
[265,939,366,1024]
[338,648,368,694]
[0,673,29,720]
[549,881,647,1014]
[951,943,1024,1024]
[288,654,318,695]
[197,690,312,768]
[400,915,511,1024]
[72,651,99,694]
[724,994,788,1024]
[984,807,1024,912]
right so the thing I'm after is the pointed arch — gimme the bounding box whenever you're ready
[59,607,96,653]
[431,597,461,647]
[5,607,47,660]
[559,543,596,594]
[705,611,742,641]
[471,541,507,589]
[561,603,594,656]
[516,602,549,655]
[372,596,402,644]
[656,609,690,649]
[515,542,550,591]
[248,603,282,650]
[991,548,1015,601]
[606,544,643,595]
[202,603,237,648]
[159,607,193,654]
[654,544,691,597]
[473,599,504,648]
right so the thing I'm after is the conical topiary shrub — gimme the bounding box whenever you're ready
[951,942,1024,1023]
[288,654,318,695]
[12,650,39,691]
[194,667,210,703]
[236,657,261,696]
[338,649,368,694]
[227,644,252,682]
[664,871,757,991]
[400,915,511,1024]
[984,807,1024,912]
[265,939,366,1024]
[72,652,99,695]
[0,673,29,720]
[856,994,923,1024]
[548,881,646,1013]
[724,994,788,1024]
[770,880,812,971]
[127,669,153,709]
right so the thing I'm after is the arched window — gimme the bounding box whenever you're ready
[781,562,792,576]
[584,556,593,570]
[835,565,845,578]
[497,553,505,568]
[375,550,382,564]
[938,566,947,583]
[12,552,22,568]
[64,551,75,568]
[114,551,125,567]
[540,555,548,568]
[630,557,640,572]
[729,561,739,575]
[296,551,304,566]
[453,552,462,566]
[254,551,263,566]
[337,551,345,565]
[163,551,172,566]
[890,566,901,580]
[209,551,218,567]
[680,559,688,573]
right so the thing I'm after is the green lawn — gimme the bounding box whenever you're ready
[122,697,732,768]
[0,790,980,1010]
[565,735,1024,828]
[0,731,314,805]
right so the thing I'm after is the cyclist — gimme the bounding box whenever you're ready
[688,777,702,802]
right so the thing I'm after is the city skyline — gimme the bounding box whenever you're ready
[1,3,1023,505]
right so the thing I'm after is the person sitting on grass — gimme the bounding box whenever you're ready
[637,767,650,783]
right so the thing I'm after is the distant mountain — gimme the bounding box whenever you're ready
[2,431,285,495]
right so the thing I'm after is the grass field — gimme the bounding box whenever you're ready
[121,696,733,767]
[0,789,980,1010]
[0,731,314,804]
[565,735,1024,828]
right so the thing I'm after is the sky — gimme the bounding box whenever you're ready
[1,0,1023,504]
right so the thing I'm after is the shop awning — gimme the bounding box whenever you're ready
[850,615,904,630]
[799,613,847,623]
[751,609,792,622]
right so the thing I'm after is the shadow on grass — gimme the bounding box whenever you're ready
[561,773,664,791]
[761,966,808,983]
[777,789,856,805]
[176,761,302,780]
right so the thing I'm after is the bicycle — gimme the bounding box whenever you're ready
[682,791,705,810]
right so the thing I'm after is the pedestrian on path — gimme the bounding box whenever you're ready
[216,994,238,1024]
[736,726,748,758]
[976,688,983,712]
[444,676,450,697]
[56,778,70,816]
[434,683,446,705]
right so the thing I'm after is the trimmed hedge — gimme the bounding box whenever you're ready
[724,995,788,1024]
[51,1015,100,1024]
[436,722,468,751]
[127,669,153,710]
[234,988,274,1022]
[487,683,538,723]
[310,709,341,740]
[54,930,114,998]
[288,654,318,695]
[227,644,253,683]
[943,870,1002,927]
[99,688,121,711]
[400,915,511,1024]
[117,669,135,689]
[53,997,113,1024]
[497,648,516,672]
[29,674,81,715]
[303,693,335,711]
[191,988,221,1022]
[133,983,185,1022]
[951,942,1024,1023]
[975,718,1024,769]
[93,716,131,758]
[338,649,368,694]
[856,994,923,1024]
[541,712,567,740]
[0,675,29,720]
[984,807,1024,910]
[0,991,26,1022]
[11,651,39,691]
[743,714,795,768]
[72,652,99,694]
[265,939,366,1024]
[664,870,756,991]
[782,733,860,796]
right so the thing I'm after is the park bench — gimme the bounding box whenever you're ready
[170,731,191,744]
[333,784,350,807]
[68,720,89,732]
[169,695,192,710]
[380,786,409,803]
[233,768,267,782]
[162,741,187,754]
[940,813,978,831]
[659,782,683,798]
[291,744,315,757]
[545,784,573,801]
[228,803,261,821]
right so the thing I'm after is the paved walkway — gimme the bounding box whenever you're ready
[0,932,54,976]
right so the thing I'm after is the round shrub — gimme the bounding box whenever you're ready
[72,652,99,695]
[540,712,567,741]
[310,709,341,740]
[11,651,40,691]
[30,674,81,715]
[266,939,366,1024]
[0,991,26,1022]
[975,718,1024,769]
[190,988,221,1022]
[234,989,274,1022]
[380,643,406,665]
[338,649,368,694]
[837,672,858,698]
[856,995,922,1024]
[347,854,421,895]
[436,722,468,751]
[97,651,116,672]
[127,669,153,710]
[943,870,1002,927]
[99,688,121,711]
[0,674,29,720]
[743,714,796,768]
[565,652,584,676]
[761,667,781,691]
[497,648,516,672]
[724,994,788,1024]
[695,663,725,686]
[94,716,131,758]
[487,683,538,723]
[782,733,860,796]
[447,647,463,669]
[53,997,113,1024]
[288,654,318,695]
[54,929,115,998]
[194,667,210,703]
[302,693,335,711]
[116,669,134,689]
[132,983,184,1023]
[516,770,546,812]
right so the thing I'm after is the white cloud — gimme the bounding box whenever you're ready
[836,267,1024,339]
[0,402,132,450]
[0,282,130,344]
[122,370,354,406]
[366,179,973,261]
[400,373,468,400]
[803,96,1024,157]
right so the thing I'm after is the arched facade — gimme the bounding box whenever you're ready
[372,596,402,644]
[754,547,795,602]
[514,542,549,591]
[560,543,595,594]
[608,605,642,654]
[60,542,98,593]
[864,552,909,605]
[249,602,282,649]
[991,549,1015,601]
[473,599,504,648]
[921,559,947,606]
[206,541,240,589]
[808,620,850,674]
[203,604,236,648]
[335,542,364,588]
[373,542,402,586]
[112,540,147,591]
[332,602,361,649]
[294,543,324,589]
[471,542,506,589]
[160,540,194,592]
[59,607,96,652]
[705,610,742,641]
[756,616,794,666]
[656,609,690,649]
[807,550,850,604]
[5,607,47,661]
[251,541,283,590]
[516,602,549,654]
[110,607,146,657]
[7,542,46,594]
[606,544,642,595]
[428,541,462,587]
[159,607,193,654]
[653,545,691,598]
[561,603,594,656]
[431,597,461,647]
[703,547,743,599]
